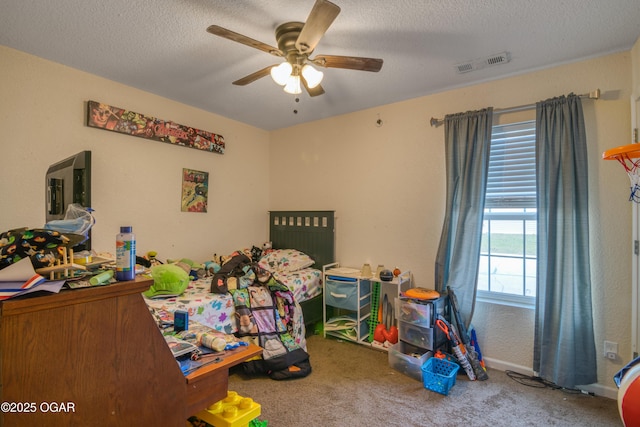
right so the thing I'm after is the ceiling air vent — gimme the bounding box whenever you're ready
[455,52,511,74]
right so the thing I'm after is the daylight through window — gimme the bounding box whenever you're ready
[477,120,537,306]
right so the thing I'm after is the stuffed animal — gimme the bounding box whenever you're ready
[143,264,190,298]
[165,258,207,279]
[145,251,164,266]
[203,261,220,276]
[250,245,263,262]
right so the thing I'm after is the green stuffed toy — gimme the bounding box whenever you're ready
[143,264,190,298]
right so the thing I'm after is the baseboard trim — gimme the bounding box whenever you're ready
[483,357,534,376]
[483,357,618,400]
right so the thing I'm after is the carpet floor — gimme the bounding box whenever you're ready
[226,334,621,427]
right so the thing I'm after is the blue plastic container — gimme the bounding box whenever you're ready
[421,357,459,396]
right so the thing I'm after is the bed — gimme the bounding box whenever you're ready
[268,210,335,332]
[144,210,335,337]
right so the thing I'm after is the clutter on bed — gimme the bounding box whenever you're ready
[148,300,252,377]
[144,246,322,379]
[230,271,311,380]
[143,210,335,380]
[210,252,253,294]
[145,228,329,332]
[146,278,237,334]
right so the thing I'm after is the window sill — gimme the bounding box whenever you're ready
[476,290,535,310]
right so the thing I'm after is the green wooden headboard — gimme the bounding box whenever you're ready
[268,211,335,270]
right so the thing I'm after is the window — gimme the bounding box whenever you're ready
[477,120,537,307]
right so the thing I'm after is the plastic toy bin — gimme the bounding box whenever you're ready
[421,357,459,396]
[388,341,432,382]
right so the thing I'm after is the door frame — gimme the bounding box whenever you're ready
[632,93,640,358]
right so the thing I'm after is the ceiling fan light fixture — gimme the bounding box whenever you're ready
[283,75,302,95]
[301,64,323,89]
[270,62,292,86]
[208,0,383,97]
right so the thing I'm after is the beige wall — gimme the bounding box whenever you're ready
[633,36,640,96]
[0,46,270,260]
[270,51,632,397]
[0,43,634,397]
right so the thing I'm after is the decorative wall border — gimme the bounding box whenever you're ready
[86,100,225,154]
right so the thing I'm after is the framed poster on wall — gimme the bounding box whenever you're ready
[181,168,209,213]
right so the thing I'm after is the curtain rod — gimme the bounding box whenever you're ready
[429,89,601,127]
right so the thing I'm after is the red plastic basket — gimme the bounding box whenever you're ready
[421,357,459,395]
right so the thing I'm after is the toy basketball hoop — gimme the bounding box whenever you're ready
[603,143,640,202]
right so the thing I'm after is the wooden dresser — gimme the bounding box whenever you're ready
[0,278,261,426]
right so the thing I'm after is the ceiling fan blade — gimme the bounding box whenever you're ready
[311,55,383,72]
[232,65,275,86]
[207,25,283,57]
[295,0,341,54]
[302,75,325,97]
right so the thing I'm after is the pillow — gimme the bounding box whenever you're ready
[258,249,314,273]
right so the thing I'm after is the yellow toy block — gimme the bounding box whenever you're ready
[194,391,261,427]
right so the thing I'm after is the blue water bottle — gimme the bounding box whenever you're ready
[116,226,136,281]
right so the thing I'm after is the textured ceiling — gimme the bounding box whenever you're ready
[1,0,639,130]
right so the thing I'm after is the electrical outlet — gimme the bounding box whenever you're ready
[604,341,618,359]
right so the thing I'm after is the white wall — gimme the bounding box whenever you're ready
[269,51,633,397]
[0,46,270,260]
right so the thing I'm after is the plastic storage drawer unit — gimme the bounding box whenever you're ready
[396,299,433,327]
[399,321,437,350]
[325,277,370,310]
[396,295,448,351]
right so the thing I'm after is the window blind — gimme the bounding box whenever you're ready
[485,120,536,208]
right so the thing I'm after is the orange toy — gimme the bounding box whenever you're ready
[405,287,440,300]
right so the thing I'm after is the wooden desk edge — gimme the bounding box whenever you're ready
[186,343,262,383]
[1,278,153,316]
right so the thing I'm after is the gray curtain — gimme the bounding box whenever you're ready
[534,94,597,388]
[435,108,493,324]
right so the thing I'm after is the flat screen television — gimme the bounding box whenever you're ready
[45,150,92,250]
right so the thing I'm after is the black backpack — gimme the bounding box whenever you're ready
[242,347,312,380]
[210,253,252,294]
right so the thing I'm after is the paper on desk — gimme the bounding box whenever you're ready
[18,279,65,296]
[0,257,52,300]
[0,257,44,282]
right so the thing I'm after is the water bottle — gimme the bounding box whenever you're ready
[116,226,136,281]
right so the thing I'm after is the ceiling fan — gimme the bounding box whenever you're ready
[206,0,383,97]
